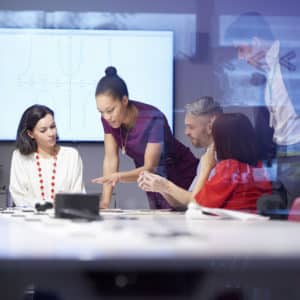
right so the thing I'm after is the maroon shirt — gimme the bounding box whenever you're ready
[102,100,198,209]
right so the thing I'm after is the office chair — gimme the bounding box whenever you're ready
[256,180,289,220]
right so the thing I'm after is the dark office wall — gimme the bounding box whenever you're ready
[0,0,299,208]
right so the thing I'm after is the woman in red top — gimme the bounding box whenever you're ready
[194,113,272,211]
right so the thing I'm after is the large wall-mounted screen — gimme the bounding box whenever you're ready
[0,28,173,141]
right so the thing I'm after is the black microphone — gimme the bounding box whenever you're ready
[35,201,53,212]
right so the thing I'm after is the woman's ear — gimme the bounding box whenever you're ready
[121,95,129,106]
[27,130,34,139]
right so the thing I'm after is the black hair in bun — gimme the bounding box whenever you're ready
[95,66,128,99]
[105,66,117,76]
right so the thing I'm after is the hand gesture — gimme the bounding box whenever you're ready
[92,172,120,187]
[138,171,168,193]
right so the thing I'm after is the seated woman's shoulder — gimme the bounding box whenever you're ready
[12,148,20,156]
[12,149,30,159]
[216,159,240,170]
[59,146,80,157]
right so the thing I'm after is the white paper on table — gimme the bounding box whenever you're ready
[185,202,269,221]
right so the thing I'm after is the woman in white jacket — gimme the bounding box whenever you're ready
[9,104,85,208]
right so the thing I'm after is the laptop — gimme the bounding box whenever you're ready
[55,193,101,220]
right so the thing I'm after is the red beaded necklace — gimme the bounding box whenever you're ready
[35,152,57,201]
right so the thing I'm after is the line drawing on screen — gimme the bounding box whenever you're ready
[0,28,173,141]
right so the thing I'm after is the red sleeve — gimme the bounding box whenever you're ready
[195,160,239,208]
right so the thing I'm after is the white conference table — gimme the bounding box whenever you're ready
[1,208,300,300]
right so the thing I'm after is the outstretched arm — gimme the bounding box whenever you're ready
[93,142,163,184]
[92,133,119,208]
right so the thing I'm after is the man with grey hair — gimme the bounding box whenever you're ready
[138,96,223,209]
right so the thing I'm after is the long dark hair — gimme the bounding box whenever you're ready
[95,66,129,100]
[213,113,258,166]
[16,104,55,155]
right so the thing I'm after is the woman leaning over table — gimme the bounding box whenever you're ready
[92,66,198,209]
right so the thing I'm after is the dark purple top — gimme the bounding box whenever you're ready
[102,100,198,209]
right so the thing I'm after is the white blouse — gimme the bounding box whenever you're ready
[9,146,86,207]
